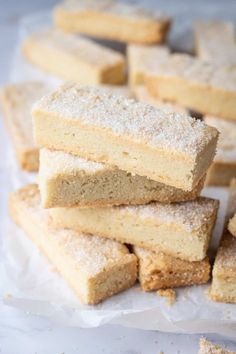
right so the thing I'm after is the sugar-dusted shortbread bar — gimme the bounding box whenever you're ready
[54,0,171,44]
[22,29,125,84]
[133,246,210,291]
[127,44,170,87]
[228,178,236,237]
[39,148,205,208]
[205,116,236,186]
[49,197,219,262]
[210,179,236,303]
[199,338,236,354]
[134,85,187,114]
[194,21,236,67]
[146,54,236,121]
[0,81,50,171]
[9,184,137,305]
[32,84,218,191]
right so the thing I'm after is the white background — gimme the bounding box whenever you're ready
[1,1,236,353]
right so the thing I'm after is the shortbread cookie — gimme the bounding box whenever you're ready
[194,21,236,67]
[9,184,137,305]
[0,81,50,171]
[54,0,171,44]
[49,197,219,261]
[228,179,236,237]
[134,246,210,291]
[146,54,236,121]
[32,84,218,191]
[199,338,236,354]
[39,148,205,208]
[210,179,236,303]
[22,29,125,84]
[127,44,170,87]
[205,116,236,186]
[134,85,187,114]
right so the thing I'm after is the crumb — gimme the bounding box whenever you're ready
[4,293,12,299]
[160,352,164,354]
[157,289,176,306]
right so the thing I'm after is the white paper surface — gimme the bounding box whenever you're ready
[1,10,236,338]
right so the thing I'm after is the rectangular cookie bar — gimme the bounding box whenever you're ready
[199,339,236,354]
[39,148,205,208]
[22,29,125,84]
[210,179,236,303]
[9,184,137,305]
[146,53,236,121]
[134,85,187,114]
[49,197,219,262]
[0,81,50,171]
[32,84,218,191]
[228,178,236,237]
[127,44,170,87]
[133,246,210,291]
[54,0,171,44]
[204,116,236,186]
[194,21,236,67]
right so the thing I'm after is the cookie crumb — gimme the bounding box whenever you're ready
[4,293,12,299]
[157,289,176,306]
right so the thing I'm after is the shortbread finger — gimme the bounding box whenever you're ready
[194,21,236,67]
[199,338,236,354]
[0,81,50,171]
[22,28,125,84]
[133,247,210,291]
[134,85,187,114]
[32,84,218,191]
[9,184,137,305]
[39,148,205,208]
[127,44,170,87]
[210,179,236,303]
[54,0,171,44]
[204,116,236,186]
[50,197,219,262]
[146,53,236,121]
[228,178,236,237]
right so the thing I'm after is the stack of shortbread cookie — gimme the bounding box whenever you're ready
[9,82,219,304]
[3,0,236,306]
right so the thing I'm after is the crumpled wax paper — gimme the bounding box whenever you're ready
[1,7,236,337]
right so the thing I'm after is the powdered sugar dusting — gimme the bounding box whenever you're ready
[149,53,236,91]
[40,148,107,178]
[59,0,169,22]
[119,197,218,232]
[27,29,124,68]
[33,84,218,157]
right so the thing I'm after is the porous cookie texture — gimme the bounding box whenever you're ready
[0,81,50,171]
[39,148,205,208]
[33,84,218,191]
[210,179,236,303]
[9,184,137,305]
[134,246,210,291]
[205,117,236,186]
[146,53,236,120]
[54,0,171,44]
[22,28,125,84]
[49,196,219,262]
